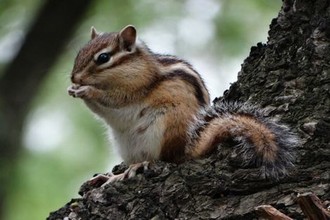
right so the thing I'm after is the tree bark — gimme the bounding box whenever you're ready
[48,0,330,219]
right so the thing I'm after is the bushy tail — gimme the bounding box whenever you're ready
[187,102,298,179]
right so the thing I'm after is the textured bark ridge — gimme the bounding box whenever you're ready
[48,0,330,219]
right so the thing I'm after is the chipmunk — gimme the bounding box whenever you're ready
[68,25,298,183]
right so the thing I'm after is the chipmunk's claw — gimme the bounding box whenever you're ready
[88,161,150,187]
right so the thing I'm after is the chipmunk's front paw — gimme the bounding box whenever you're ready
[67,85,94,99]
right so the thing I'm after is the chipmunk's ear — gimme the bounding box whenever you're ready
[90,26,99,39]
[119,25,137,51]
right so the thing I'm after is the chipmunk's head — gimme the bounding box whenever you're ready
[71,25,158,94]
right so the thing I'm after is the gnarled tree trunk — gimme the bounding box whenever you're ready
[0,1,93,219]
[48,0,330,219]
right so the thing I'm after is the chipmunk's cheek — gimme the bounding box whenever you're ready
[93,81,110,90]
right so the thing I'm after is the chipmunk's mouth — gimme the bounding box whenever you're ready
[70,83,81,90]
[71,82,106,91]
[71,72,107,90]
[70,80,91,87]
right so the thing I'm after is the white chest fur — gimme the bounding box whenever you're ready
[93,103,165,163]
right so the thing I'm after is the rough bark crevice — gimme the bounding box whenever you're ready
[48,0,330,219]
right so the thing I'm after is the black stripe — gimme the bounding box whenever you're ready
[109,47,141,69]
[155,54,197,69]
[156,55,182,65]
[169,69,207,106]
[74,33,118,73]
[146,68,207,106]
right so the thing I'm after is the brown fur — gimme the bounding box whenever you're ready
[73,33,120,74]
[69,26,297,179]
[70,26,209,161]
[71,28,278,162]
[190,115,278,162]
[144,76,202,162]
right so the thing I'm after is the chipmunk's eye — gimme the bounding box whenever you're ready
[95,53,110,65]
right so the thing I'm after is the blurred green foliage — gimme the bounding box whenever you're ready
[0,0,281,219]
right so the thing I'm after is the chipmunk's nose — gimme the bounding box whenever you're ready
[71,73,82,84]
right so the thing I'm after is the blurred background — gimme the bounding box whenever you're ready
[0,0,281,219]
